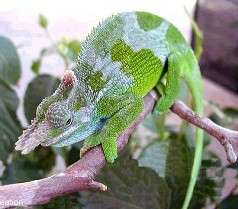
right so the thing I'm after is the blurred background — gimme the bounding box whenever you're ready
[0,0,238,209]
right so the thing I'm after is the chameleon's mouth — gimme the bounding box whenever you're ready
[15,119,51,154]
[15,119,91,154]
[41,114,104,147]
[40,125,81,147]
[41,121,100,147]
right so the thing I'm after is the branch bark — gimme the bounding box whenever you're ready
[0,91,238,208]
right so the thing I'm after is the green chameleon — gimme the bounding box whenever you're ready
[16,11,203,209]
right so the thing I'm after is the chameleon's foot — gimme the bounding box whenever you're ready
[102,138,118,163]
[80,146,90,158]
[80,137,117,163]
[80,137,102,158]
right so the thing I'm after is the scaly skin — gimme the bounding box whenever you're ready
[15,11,203,209]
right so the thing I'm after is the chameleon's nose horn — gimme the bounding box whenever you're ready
[62,70,77,88]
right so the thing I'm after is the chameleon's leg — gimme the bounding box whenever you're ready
[101,137,117,163]
[155,52,183,113]
[81,95,144,163]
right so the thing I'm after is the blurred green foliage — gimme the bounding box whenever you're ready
[185,8,204,61]
[24,74,60,123]
[0,36,21,84]
[39,14,48,29]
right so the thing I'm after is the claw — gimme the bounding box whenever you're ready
[80,146,90,158]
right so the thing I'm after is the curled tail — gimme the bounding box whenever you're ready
[182,60,204,209]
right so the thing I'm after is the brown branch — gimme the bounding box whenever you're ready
[0,91,238,208]
[171,101,238,163]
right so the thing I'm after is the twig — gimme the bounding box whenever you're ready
[0,91,238,208]
[171,101,238,163]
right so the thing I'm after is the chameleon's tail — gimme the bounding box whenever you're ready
[181,62,204,209]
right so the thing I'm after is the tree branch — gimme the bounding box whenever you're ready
[0,91,238,208]
[171,101,238,163]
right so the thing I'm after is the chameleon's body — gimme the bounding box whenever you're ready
[16,11,203,209]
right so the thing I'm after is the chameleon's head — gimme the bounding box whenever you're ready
[15,70,99,154]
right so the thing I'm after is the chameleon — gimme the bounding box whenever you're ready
[15,11,204,209]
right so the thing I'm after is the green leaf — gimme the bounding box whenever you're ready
[138,140,169,178]
[216,195,238,209]
[67,40,81,58]
[39,14,48,29]
[143,113,166,134]
[184,8,204,61]
[31,47,56,74]
[138,132,223,209]
[138,134,193,209]
[57,38,81,61]
[1,147,55,184]
[0,78,22,162]
[190,151,224,209]
[80,156,171,209]
[165,135,194,209]
[36,194,82,209]
[0,36,21,85]
[31,59,42,74]
[24,74,60,123]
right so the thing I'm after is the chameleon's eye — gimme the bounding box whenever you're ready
[46,102,72,129]
[65,118,72,127]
